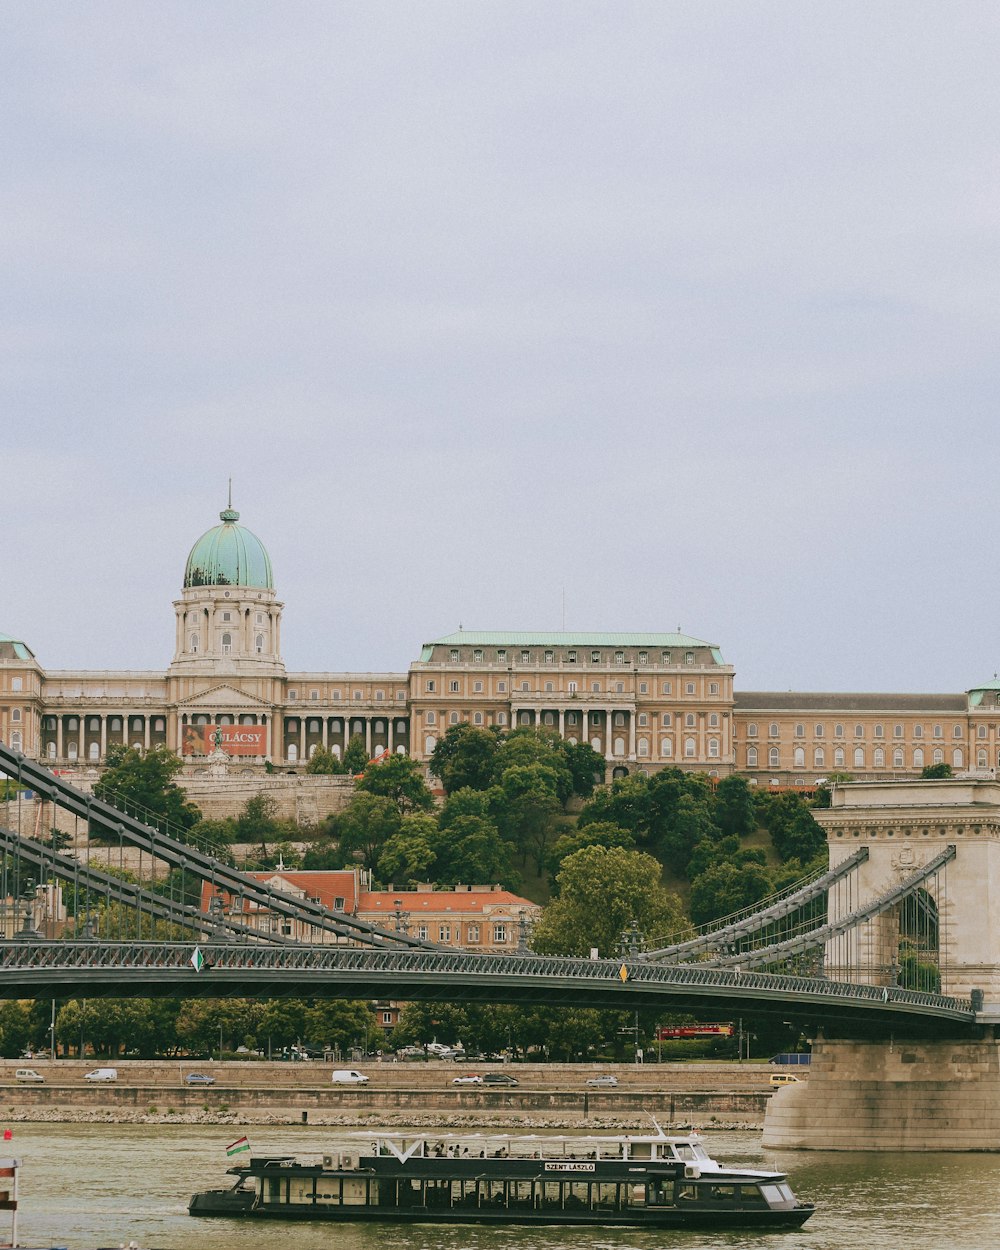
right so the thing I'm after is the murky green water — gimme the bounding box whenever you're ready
[6,1122,1000,1250]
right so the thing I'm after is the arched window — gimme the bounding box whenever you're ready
[814,747,825,767]
[473,712,483,725]
[793,746,805,768]
[662,712,672,726]
[221,632,232,655]
[685,713,695,727]
[287,743,298,762]
[661,738,673,758]
[614,712,625,727]
[933,748,944,764]
[520,711,531,726]
[190,633,199,653]
[424,735,437,754]
[709,713,719,728]
[768,746,780,768]
[10,731,22,752]
[450,712,459,724]
[834,747,845,767]
[255,634,264,653]
[567,712,577,726]
[88,742,99,760]
[591,737,602,752]
[913,747,924,767]
[637,737,649,757]
[979,749,988,768]
[746,746,758,767]
[953,748,964,767]
[708,738,719,758]
[684,737,696,758]
[769,723,779,737]
[613,736,625,756]
[543,712,554,726]
[893,748,904,768]
[874,747,884,767]
[47,741,56,759]
[853,747,865,767]
[747,723,758,737]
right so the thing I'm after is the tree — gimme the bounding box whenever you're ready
[532,845,688,958]
[433,814,516,888]
[429,724,502,793]
[688,861,775,926]
[357,752,434,814]
[337,793,402,872]
[714,775,757,839]
[93,745,201,838]
[921,762,953,779]
[492,729,574,803]
[306,745,345,774]
[546,821,635,892]
[343,734,369,775]
[378,814,439,887]
[495,763,563,872]
[562,740,606,797]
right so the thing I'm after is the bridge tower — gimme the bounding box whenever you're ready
[765,778,1000,1151]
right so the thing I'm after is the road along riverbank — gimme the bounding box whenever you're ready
[0,1059,789,1128]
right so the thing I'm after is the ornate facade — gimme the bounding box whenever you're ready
[2,502,1000,789]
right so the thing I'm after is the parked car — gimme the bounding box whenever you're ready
[184,1072,216,1086]
[331,1069,370,1085]
[14,1068,44,1083]
[481,1072,518,1087]
[585,1074,619,1087]
[452,1074,483,1086]
[84,1068,118,1082]
[769,1073,801,1087]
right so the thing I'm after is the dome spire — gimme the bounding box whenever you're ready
[220,478,239,524]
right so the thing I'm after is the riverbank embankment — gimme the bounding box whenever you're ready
[0,1059,794,1129]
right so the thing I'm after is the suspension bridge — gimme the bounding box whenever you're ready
[0,744,985,1037]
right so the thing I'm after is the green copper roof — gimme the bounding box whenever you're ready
[968,679,1000,706]
[0,633,34,661]
[184,507,273,590]
[420,630,722,662]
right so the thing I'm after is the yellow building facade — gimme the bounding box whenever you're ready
[2,502,1000,789]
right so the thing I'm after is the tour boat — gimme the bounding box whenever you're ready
[188,1128,815,1229]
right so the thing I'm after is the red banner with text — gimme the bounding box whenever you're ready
[182,725,267,757]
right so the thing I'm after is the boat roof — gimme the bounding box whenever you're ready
[349,1127,702,1146]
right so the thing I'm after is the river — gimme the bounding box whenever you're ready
[7,1122,1000,1250]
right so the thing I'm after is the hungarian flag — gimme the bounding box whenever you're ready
[226,1136,251,1157]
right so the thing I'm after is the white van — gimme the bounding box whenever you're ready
[14,1068,44,1083]
[84,1068,118,1082]
[331,1069,369,1085]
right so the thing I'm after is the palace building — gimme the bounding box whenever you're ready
[2,501,1000,789]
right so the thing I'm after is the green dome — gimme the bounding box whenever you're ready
[184,507,273,590]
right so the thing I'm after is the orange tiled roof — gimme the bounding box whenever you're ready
[199,870,360,913]
[359,889,537,913]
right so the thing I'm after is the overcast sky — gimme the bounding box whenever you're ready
[3,3,999,693]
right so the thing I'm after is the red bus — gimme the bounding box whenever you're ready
[656,1023,734,1040]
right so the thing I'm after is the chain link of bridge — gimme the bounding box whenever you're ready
[0,745,988,1032]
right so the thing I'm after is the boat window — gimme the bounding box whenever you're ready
[759,1183,785,1206]
[673,1143,699,1161]
[738,1185,769,1206]
[629,1183,646,1205]
[708,1185,737,1202]
[676,1183,698,1201]
[594,1183,618,1209]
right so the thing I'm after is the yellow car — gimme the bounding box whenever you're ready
[769,1073,802,1087]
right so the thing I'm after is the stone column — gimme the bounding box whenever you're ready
[77,718,85,759]
[321,718,329,751]
[56,717,63,760]
[144,716,151,750]
[298,718,306,762]
[387,719,394,754]
[629,712,636,759]
[365,718,373,757]
[604,710,613,761]
[100,716,108,758]
[558,709,565,738]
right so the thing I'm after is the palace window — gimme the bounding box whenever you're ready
[473,649,483,663]
[661,738,674,757]
[814,747,825,767]
[353,690,362,701]
[661,650,671,664]
[708,738,719,758]
[854,724,864,738]
[854,747,865,767]
[467,924,480,943]
[497,649,507,663]
[288,690,297,701]
[638,737,649,756]
[662,712,672,726]
[568,712,577,725]
[874,747,885,767]
[953,724,963,738]
[638,651,648,666]
[568,650,577,663]
[981,749,990,767]
[893,748,904,767]
[375,689,384,701]
[834,747,845,767]
[894,724,904,738]
[709,713,719,727]
[815,724,824,737]
[473,680,483,692]
[11,678,21,692]
[747,746,758,767]
[979,725,988,738]
[189,633,199,653]
[638,713,648,726]
[311,689,319,700]
[639,681,648,694]
[450,712,459,724]
[615,651,625,665]
[426,680,436,693]
[449,680,459,693]
[544,650,554,664]
[520,681,529,692]
[710,682,719,695]
[221,632,232,654]
[543,712,555,726]
[11,708,21,722]
[685,651,694,664]
[686,682,695,695]
[953,748,964,767]
[614,712,625,727]
[255,634,264,653]
[493,923,508,944]
[913,747,924,766]
[416,925,428,941]
[662,681,672,694]
[684,737,696,757]
[333,689,342,701]
[933,747,944,763]
[769,747,780,767]
[520,650,530,663]
[221,611,231,622]
[747,722,758,737]
[497,681,506,692]
[592,681,601,692]
[793,747,805,768]
[914,724,923,738]
[496,712,507,725]
[591,651,601,663]
[685,713,695,727]
[450,649,459,662]
[933,725,943,739]
[769,723,779,737]
[615,682,624,694]
[426,711,436,725]
[544,681,553,692]
[439,925,451,942]
[874,724,884,738]
[567,680,577,693]
[834,723,844,737]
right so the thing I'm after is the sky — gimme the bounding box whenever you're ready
[3,3,999,693]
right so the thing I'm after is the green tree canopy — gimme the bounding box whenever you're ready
[545,821,635,892]
[688,860,775,927]
[357,752,434,814]
[93,745,201,838]
[342,734,370,775]
[337,792,403,872]
[305,745,346,774]
[921,762,953,779]
[429,724,502,793]
[532,845,688,958]
[714,775,757,839]
[495,763,563,872]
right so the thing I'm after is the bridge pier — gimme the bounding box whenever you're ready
[763,1034,1000,1150]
